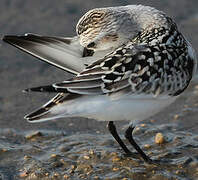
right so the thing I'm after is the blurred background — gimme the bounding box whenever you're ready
[0,0,198,132]
[1,1,198,179]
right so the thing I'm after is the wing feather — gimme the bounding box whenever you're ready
[50,41,192,96]
[24,40,193,122]
[25,93,81,122]
[54,79,103,89]
[3,34,85,74]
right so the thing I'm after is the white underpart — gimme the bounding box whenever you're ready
[37,94,177,122]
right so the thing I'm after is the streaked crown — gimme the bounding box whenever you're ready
[76,5,169,51]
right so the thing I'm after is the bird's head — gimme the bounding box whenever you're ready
[76,5,168,51]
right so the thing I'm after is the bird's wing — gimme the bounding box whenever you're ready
[24,44,144,122]
[26,41,192,97]
[25,42,193,122]
[3,34,95,74]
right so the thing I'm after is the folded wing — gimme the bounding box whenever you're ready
[15,41,193,122]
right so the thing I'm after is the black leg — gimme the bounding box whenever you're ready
[107,121,132,154]
[125,125,152,163]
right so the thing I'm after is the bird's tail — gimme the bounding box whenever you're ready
[25,93,81,122]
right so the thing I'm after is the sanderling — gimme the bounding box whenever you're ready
[3,5,197,163]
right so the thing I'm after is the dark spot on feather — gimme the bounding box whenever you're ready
[103,56,118,69]
[155,59,164,69]
[105,73,119,81]
[141,73,150,82]
[162,34,170,44]
[83,48,94,57]
[114,65,123,73]
[160,52,168,60]
[124,61,136,71]
[116,49,124,55]
[87,42,96,48]
[149,67,158,75]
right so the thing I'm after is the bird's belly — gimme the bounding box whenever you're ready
[76,95,177,122]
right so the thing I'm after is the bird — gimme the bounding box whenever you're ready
[3,5,197,163]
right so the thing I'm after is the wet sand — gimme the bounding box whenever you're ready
[1,0,198,179]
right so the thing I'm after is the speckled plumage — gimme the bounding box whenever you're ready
[3,4,197,163]
[53,17,195,99]
[3,5,197,122]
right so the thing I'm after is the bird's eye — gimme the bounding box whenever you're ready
[87,42,96,48]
